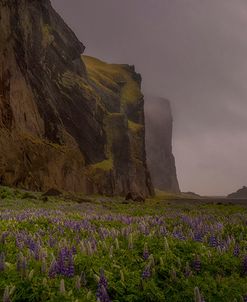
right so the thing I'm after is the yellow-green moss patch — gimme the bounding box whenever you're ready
[42,24,54,48]
[58,71,100,101]
[128,120,143,133]
[83,56,143,105]
[86,159,113,184]
[90,159,113,172]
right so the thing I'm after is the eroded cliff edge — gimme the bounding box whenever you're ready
[0,0,153,196]
[145,97,180,193]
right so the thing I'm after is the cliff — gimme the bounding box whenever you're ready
[0,0,153,196]
[145,97,180,193]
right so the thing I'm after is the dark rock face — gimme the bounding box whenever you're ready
[227,186,247,199]
[0,0,153,197]
[145,97,180,193]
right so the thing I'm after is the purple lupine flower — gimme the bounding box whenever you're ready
[0,252,5,272]
[71,246,77,255]
[173,228,185,240]
[96,284,111,302]
[242,295,247,302]
[96,270,110,302]
[28,239,36,253]
[194,232,203,242]
[193,255,201,273]
[143,243,149,260]
[209,236,217,247]
[67,252,75,277]
[233,245,240,257]
[33,243,41,260]
[142,265,151,280]
[242,256,247,275]
[98,269,108,289]
[57,247,75,277]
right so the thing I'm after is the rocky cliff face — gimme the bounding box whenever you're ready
[145,97,180,193]
[0,0,153,196]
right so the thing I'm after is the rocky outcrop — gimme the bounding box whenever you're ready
[0,0,153,196]
[145,97,180,193]
[227,186,247,199]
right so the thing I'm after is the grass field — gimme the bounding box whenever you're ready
[0,186,247,301]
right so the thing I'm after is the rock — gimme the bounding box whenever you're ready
[41,196,49,203]
[63,194,92,204]
[0,0,153,197]
[227,186,247,199]
[75,198,91,204]
[42,188,62,197]
[21,192,37,200]
[125,192,145,202]
[145,97,180,193]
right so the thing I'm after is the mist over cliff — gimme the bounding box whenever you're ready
[145,97,180,193]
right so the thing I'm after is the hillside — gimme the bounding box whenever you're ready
[228,186,247,199]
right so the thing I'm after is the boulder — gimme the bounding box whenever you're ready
[42,188,62,197]
[125,192,145,202]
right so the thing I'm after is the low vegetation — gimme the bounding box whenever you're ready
[0,186,247,301]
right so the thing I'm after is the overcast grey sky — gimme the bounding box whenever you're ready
[51,0,247,196]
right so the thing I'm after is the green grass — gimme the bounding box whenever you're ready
[154,189,204,201]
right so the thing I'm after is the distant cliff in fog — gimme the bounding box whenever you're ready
[145,97,180,193]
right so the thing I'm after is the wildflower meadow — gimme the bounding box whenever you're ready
[0,186,247,301]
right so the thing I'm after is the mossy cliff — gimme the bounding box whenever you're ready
[0,0,153,196]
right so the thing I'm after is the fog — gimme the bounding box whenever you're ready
[51,0,247,195]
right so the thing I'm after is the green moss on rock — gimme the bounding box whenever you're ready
[90,159,113,172]
[128,120,143,133]
[42,24,54,48]
[83,56,143,106]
